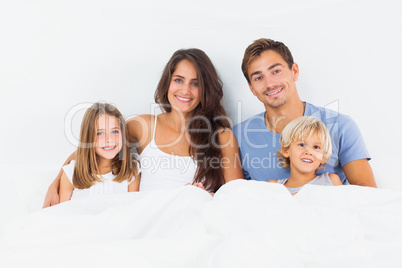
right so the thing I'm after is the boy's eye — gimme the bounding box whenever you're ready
[298,143,305,147]
[313,145,321,150]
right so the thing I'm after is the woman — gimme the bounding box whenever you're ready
[43,48,243,207]
[127,48,244,193]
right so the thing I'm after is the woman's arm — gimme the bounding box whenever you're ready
[128,173,140,192]
[42,152,76,208]
[59,171,74,203]
[218,129,245,183]
[126,114,153,154]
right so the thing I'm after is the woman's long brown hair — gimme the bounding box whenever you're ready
[154,49,230,192]
[73,103,137,189]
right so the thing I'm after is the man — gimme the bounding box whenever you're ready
[233,38,376,186]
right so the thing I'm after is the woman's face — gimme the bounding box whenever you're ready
[167,59,201,115]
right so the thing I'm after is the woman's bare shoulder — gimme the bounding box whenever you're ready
[126,114,154,125]
[126,114,155,148]
[217,128,238,146]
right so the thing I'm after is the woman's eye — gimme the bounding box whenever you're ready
[112,130,119,134]
[97,132,103,136]
[175,79,182,83]
[191,82,198,87]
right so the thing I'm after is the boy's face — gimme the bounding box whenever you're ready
[282,132,325,174]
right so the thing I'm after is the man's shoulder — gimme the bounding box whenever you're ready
[305,102,353,126]
[233,111,266,132]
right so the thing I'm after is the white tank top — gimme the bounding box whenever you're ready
[139,115,198,192]
[63,160,129,199]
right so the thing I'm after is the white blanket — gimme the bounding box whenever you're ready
[1,180,402,268]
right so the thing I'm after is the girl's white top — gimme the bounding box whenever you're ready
[63,160,130,199]
[138,115,198,192]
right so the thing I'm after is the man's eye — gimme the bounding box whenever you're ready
[254,76,262,81]
[273,69,281,74]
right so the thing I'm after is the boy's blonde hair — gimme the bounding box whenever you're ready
[277,116,332,170]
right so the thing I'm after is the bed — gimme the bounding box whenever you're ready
[1,167,402,268]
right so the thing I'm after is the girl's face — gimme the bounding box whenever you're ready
[282,132,325,174]
[167,59,201,115]
[95,114,123,162]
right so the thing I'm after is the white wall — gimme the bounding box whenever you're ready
[1,0,401,189]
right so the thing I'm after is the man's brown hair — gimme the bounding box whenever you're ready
[241,38,294,83]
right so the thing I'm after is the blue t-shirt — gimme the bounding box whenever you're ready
[233,102,370,184]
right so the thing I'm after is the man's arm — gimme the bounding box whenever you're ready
[42,152,76,208]
[343,159,377,187]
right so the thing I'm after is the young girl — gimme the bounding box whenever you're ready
[59,103,139,202]
[269,116,342,194]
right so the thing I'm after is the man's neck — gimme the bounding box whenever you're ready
[264,99,305,134]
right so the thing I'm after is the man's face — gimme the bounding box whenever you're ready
[247,50,299,109]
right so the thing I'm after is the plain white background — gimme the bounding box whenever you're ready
[0,0,401,189]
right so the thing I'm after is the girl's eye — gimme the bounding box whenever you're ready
[313,145,320,150]
[97,132,104,136]
[298,143,305,147]
[112,130,119,134]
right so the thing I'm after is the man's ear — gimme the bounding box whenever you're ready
[248,82,257,96]
[292,63,299,82]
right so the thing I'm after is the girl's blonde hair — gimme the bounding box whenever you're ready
[73,103,137,189]
[277,116,332,170]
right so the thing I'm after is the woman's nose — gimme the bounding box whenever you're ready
[181,83,191,94]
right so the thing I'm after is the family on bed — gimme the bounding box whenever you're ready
[43,38,377,207]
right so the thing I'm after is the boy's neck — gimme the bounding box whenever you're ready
[285,170,317,188]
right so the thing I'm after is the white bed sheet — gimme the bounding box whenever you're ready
[1,180,402,267]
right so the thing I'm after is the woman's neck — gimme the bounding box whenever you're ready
[165,109,193,132]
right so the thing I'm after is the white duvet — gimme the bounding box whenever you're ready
[1,180,402,268]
